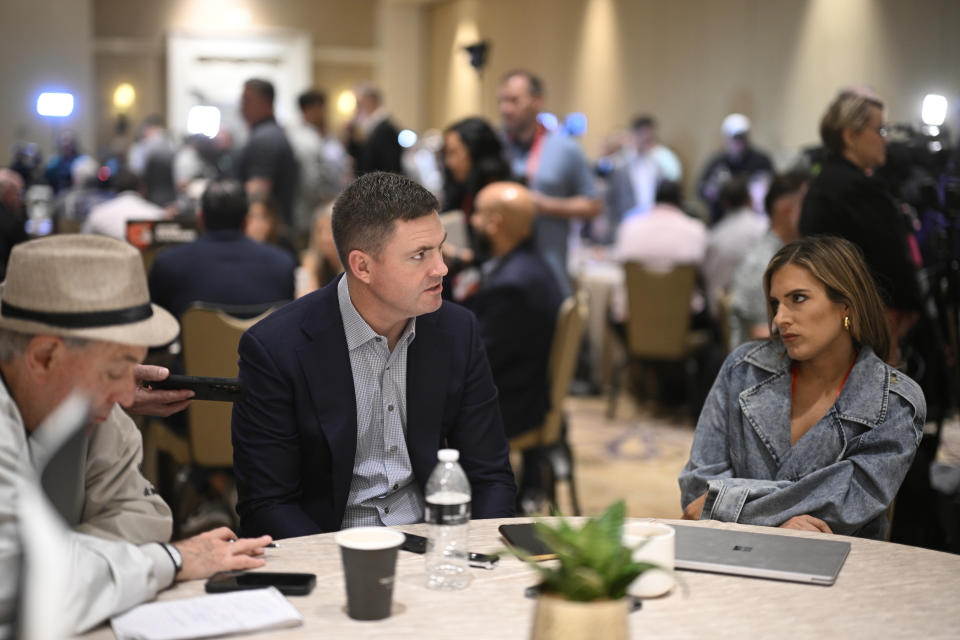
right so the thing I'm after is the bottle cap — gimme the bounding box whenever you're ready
[437,448,459,462]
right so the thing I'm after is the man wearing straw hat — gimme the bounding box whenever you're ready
[0,234,273,634]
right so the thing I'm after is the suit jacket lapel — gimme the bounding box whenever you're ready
[295,282,357,525]
[406,309,448,488]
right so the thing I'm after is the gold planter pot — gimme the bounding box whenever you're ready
[530,593,629,640]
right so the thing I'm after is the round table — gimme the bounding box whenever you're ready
[83,518,960,639]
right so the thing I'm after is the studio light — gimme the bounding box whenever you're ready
[113,83,136,110]
[537,112,559,132]
[186,105,221,138]
[564,112,588,137]
[36,92,74,117]
[398,129,418,149]
[337,90,357,116]
[921,94,947,127]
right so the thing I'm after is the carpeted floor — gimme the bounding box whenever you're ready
[556,392,695,519]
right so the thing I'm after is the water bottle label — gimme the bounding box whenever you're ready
[425,500,471,526]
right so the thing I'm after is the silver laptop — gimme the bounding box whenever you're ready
[673,524,851,586]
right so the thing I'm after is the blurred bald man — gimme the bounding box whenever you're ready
[460,183,563,441]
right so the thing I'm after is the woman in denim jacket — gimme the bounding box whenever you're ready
[679,236,925,539]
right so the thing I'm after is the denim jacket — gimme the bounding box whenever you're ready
[679,340,925,539]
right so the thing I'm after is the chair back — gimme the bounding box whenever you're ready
[539,290,589,446]
[180,303,277,467]
[624,263,697,360]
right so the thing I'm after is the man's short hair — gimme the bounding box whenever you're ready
[655,180,682,207]
[719,178,751,212]
[200,179,249,231]
[298,89,326,112]
[763,170,810,217]
[112,169,142,194]
[244,78,275,104]
[631,115,656,130]
[332,172,439,270]
[499,69,544,98]
[354,82,382,106]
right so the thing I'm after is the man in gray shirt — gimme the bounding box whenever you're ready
[498,70,601,293]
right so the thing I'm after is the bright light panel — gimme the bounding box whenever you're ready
[537,112,559,132]
[565,112,588,137]
[337,90,356,115]
[36,92,74,117]
[113,83,136,110]
[398,129,418,149]
[921,94,948,127]
[186,105,221,138]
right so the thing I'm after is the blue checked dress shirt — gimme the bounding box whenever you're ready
[337,277,425,528]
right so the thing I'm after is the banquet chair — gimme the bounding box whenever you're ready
[509,290,589,515]
[144,301,280,535]
[606,263,709,419]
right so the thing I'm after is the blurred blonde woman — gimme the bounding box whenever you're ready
[296,204,343,298]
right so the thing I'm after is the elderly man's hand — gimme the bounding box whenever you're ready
[173,527,272,582]
[126,364,194,417]
[779,515,833,534]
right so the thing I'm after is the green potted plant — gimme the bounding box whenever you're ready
[515,500,659,640]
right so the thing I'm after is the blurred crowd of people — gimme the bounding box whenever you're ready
[0,74,944,412]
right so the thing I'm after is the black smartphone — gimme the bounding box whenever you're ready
[401,532,499,569]
[148,375,244,402]
[205,571,316,596]
[498,523,556,561]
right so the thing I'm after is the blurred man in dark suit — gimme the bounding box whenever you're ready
[149,179,295,320]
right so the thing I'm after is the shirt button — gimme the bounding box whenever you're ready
[393,483,399,491]
[387,404,394,412]
[390,445,398,453]
[375,337,382,342]
[384,507,390,514]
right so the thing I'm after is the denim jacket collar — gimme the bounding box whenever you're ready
[741,340,887,424]
[737,340,891,472]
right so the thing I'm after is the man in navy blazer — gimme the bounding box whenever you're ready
[232,172,516,539]
[458,182,563,439]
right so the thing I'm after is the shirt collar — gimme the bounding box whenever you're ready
[337,276,416,351]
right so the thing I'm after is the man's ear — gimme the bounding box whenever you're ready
[348,249,374,285]
[23,335,63,381]
[488,211,505,236]
[841,127,857,152]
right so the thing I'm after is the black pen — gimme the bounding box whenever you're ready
[228,539,280,548]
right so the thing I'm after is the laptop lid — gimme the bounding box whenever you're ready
[673,524,851,586]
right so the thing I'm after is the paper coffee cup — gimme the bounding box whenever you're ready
[622,521,675,598]
[336,527,405,620]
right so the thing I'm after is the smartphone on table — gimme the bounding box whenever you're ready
[401,532,499,569]
[205,571,316,596]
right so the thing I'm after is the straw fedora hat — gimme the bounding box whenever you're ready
[0,234,179,347]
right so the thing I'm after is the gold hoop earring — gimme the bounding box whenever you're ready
[843,316,851,331]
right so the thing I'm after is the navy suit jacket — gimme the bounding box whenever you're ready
[148,230,295,320]
[232,276,517,539]
[461,242,564,438]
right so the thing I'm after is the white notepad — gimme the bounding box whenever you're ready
[110,586,303,640]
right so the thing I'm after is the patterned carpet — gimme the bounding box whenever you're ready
[556,393,696,519]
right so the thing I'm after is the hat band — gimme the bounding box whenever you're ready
[1,300,154,328]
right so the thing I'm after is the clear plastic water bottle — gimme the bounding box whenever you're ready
[424,448,471,590]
